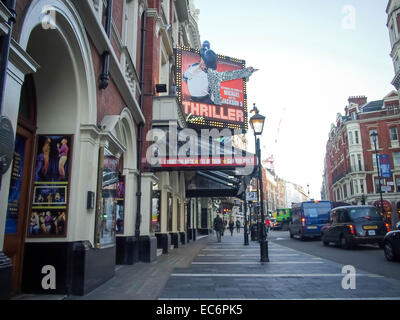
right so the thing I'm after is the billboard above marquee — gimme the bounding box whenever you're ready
[175,45,254,132]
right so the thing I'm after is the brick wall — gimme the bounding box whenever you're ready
[88,37,126,124]
[141,6,162,170]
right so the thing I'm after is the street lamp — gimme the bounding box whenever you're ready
[249,104,269,262]
[370,131,385,218]
[242,187,249,246]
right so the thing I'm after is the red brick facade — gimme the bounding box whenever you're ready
[324,94,400,226]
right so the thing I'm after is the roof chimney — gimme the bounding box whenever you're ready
[348,95,367,106]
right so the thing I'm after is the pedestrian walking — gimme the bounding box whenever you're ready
[213,214,224,242]
[222,219,227,236]
[266,218,271,232]
[236,219,241,233]
[229,219,235,236]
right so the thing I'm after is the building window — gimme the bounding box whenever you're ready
[95,147,120,248]
[355,131,359,144]
[372,153,379,167]
[359,179,364,194]
[348,131,354,145]
[393,152,400,166]
[396,177,400,192]
[357,154,363,171]
[351,154,356,171]
[390,127,398,141]
[375,178,383,193]
[354,180,359,194]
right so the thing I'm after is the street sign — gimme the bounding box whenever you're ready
[246,191,256,201]
[379,154,392,178]
[381,186,391,192]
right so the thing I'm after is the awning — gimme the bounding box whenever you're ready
[148,126,257,172]
[185,170,252,198]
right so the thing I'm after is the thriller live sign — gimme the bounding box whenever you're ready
[175,46,249,132]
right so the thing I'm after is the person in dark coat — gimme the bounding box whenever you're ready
[213,214,224,242]
[229,219,235,236]
[236,219,241,233]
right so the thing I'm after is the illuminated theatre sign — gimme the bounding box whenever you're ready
[175,43,255,131]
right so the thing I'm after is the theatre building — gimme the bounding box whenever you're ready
[0,0,204,299]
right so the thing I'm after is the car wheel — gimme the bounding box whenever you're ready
[384,241,398,261]
[299,232,305,241]
[289,231,293,238]
[322,236,329,246]
[340,235,352,250]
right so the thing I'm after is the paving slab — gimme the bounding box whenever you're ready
[158,231,400,300]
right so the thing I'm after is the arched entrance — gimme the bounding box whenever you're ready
[3,0,95,295]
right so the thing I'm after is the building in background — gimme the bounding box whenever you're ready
[285,181,309,207]
[387,0,400,91]
[322,94,400,226]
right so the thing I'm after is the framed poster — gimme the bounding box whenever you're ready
[116,175,125,234]
[28,135,73,237]
[151,189,161,233]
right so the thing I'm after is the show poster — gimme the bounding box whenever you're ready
[176,47,249,131]
[116,175,125,234]
[28,135,72,237]
[5,134,25,234]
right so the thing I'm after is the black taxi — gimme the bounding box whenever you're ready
[321,205,390,249]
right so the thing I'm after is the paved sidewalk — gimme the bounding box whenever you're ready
[158,231,400,300]
[12,230,400,300]
[14,235,209,300]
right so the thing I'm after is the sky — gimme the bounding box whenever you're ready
[196,0,395,200]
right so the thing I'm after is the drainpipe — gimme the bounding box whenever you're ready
[0,0,16,114]
[99,0,112,90]
[135,10,147,240]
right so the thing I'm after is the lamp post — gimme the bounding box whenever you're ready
[242,190,249,246]
[370,131,385,217]
[249,104,269,262]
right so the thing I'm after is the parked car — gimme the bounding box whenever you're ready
[383,221,400,262]
[321,205,390,249]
